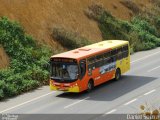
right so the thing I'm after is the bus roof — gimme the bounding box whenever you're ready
[51,40,128,59]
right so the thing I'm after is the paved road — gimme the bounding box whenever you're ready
[0,47,160,119]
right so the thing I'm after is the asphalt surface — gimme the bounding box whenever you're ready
[0,47,160,120]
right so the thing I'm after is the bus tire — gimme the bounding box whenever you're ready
[115,68,121,81]
[87,80,94,92]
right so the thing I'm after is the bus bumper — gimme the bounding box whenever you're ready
[50,81,80,93]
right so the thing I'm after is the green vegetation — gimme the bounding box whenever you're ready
[85,3,160,53]
[0,17,52,100]
[53,26,92,50]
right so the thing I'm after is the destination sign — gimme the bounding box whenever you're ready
[51,58,77,63]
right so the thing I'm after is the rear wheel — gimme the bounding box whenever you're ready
[115,68,121,81]
[87,80,94,92]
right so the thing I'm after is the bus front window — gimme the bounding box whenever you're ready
[51,63,78,81]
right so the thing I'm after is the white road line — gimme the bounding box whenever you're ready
[131,50,160,64]
[105,109,117,115]
[124,98,137,106]
[64,97,90,109]
[148,66,160,72]
[144,89,156,96]
[0,92,54,113]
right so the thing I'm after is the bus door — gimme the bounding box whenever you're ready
[87,57,99,85]
[79,59,87,90]
[79,59,86,79]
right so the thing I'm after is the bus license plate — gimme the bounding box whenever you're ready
[59,88,67,91]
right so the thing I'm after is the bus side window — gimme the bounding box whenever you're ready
[123,45,129,58]
[111,49,116,62]
[79,59,86,79]
[104,51,111,58]
[117,47,123,60]
[95,54,104,68]
[87,57,95,70]
[104,57,112,65]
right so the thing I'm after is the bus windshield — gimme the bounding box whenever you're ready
[51,62,78,81]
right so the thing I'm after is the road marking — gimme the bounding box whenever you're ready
[104,109,117,115]
[124,98,137,106]
[64,97,90,109]
[144,89,156,96]
[131,50,160,64]
[0,91,54,113]
[148,66,160,72]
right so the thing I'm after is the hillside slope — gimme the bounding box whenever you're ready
[0,0,152,68]
[0,46,9,68]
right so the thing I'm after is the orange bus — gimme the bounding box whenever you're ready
[50,40,130,92]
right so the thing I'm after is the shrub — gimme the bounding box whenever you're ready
[0,81,5,99]
[120,21,133,33]
[21,80,39,92]
[53,26,92,50]
[120,0,141,14]
[0,17,52,100]
[152,0,160,8]
[131,17,157,36]
[84,2,106,21]
[97,9,130,40]
[155,17,160,29]
[3,84,18,97]
[85,4,160,52]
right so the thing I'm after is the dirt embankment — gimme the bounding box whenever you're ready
[0,0,151,68]
[0,46,9,68]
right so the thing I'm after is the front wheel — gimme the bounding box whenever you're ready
[115,68,121,81]
[87,80,94,92]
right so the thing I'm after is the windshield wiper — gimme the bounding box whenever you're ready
[51,76,70,80]
[51,76,62,80]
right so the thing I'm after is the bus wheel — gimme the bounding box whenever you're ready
[115,68,121,81]
[87,80,94,92]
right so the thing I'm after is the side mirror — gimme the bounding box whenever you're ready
[76,74,79,79]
